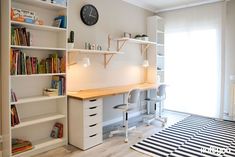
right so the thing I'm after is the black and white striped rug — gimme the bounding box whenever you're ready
[131,116,235,157]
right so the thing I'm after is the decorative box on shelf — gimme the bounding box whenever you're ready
[43,88,58,96]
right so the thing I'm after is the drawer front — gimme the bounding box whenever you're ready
[83,132,103,150]
[84,123,102,138]
[84,105,102,116]
[83,98,102,109]
[84,111,102,126]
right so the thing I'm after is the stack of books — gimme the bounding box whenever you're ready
[51,76,66,96]
[12,138,33,155]
[11,26,31,46]
[51,123,63,138]
[11,105,20,127]
[10,49,66,75]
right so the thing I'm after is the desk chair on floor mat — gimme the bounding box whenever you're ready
[109,89,141,142]
[143,84,167,126]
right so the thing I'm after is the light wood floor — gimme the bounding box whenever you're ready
[34,111,189,157]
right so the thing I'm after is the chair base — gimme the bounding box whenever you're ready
[109,126,138,143]
[143,115,167,127]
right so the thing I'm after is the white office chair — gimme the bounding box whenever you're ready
[143,84,167,126]
[109,89,141,142]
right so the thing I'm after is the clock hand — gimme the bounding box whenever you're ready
[89,8,93,16]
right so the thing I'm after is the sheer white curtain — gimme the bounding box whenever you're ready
[160,2,225,118]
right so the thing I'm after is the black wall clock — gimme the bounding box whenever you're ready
[80,4,99,26]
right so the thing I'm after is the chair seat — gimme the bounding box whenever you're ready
[145,97,165,102]
[113,104,134,111]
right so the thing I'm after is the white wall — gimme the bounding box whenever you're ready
[67,0,153,123]
[224,0,235,119]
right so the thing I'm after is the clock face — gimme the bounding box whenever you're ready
[80,4,99,26]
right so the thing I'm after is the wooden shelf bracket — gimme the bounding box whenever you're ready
[141,44,151,55]
[117,40,127,52]
[104,54,114,68]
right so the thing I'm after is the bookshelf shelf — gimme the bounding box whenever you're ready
[11,21,67,32]
[10,95,66,105]
[11,113,66,130]
[0,135,2,143]
[11,45,66,51]
[11,73,66,78]
[12,138,66,157]
[12,0,67,10]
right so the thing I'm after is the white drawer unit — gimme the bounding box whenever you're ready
[68,97,103,150]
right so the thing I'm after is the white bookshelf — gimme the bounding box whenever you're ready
[1,0,68,156]
[147,16,165,84]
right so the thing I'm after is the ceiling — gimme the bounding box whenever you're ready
[122,0,223,13]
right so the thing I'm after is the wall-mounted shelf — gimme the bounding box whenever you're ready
[68,49,124,68]
[11,21,67,32]
[113,37,157,54]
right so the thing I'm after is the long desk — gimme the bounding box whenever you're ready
[68,83,157,100]
[68,83,157,150]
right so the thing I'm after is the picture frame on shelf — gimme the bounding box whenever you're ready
[52,19,62,27]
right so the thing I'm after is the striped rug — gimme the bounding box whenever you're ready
[131,116,235,157]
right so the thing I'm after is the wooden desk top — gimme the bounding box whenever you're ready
[68,83,157,100]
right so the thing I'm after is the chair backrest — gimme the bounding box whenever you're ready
[128,89,140,104]
[157,84,166,97]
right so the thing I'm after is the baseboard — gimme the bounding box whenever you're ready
[103,110,147,127]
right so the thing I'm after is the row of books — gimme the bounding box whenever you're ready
[11,105,20,127]
[10,49,66,75]
[11,26,31,46]
[51,76,66,96]
[12,138,33,155]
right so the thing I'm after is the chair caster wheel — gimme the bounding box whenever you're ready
[164,118,168,123]
[162,123,166,127]
[125,139,128,143]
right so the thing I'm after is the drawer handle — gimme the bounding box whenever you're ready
[89,124,97,127]
[89,106,97,109]
[89,99,97,102]
[89,114,97,117]
[89,134,97,138]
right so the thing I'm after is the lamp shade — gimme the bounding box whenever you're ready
[142,60,149,67]
[82,57,91,67]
